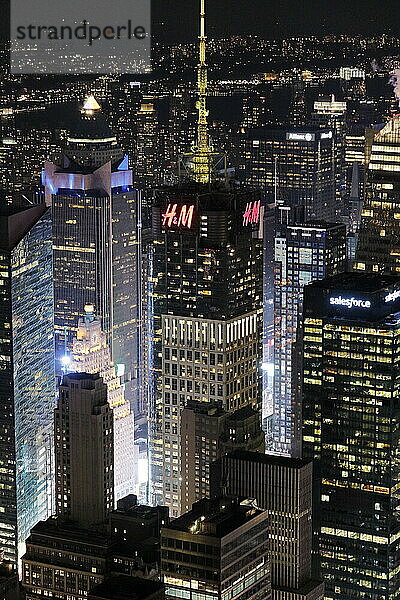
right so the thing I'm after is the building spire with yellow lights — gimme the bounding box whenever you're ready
[191,0,212,183]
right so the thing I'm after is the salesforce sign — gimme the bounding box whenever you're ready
[329,296,371,309]
[384,289,400,303]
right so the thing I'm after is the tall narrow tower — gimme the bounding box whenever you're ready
[55,373,114,527]
[70,306,136,503]
[188,0,218,183]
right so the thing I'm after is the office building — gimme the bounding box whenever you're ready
[148,184,263,516]
[70,306,136,503]
[161,497,271,600]
[244,126,336,222]
[110,494,169,546]
[355,115,400,274]
[43,96,141,413]
[23,518,109,600]
[135,102,162,189]
[211,451,324,600]
[0,202,55,565]
[55,373,114,527]
[302,272,400,600]
[180,402,264,513]
[273,221,347,455]
[147,0,263,517]
[312,96,347,221]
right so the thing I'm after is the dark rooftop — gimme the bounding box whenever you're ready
[62,372,101,382]
[88,576,164,600]
[306,272,400,293]
[163,497,265,538]
[225,449,311,469]
[26,516,108,548]
[248,125,333,140]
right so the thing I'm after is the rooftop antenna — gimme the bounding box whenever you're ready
[181,0,227,183]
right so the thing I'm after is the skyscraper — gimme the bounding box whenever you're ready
[355,115,400,274]
[211,451,324,600]
[148,185,263,516]
[272,221,347,455]
[244,126,337,222]
[312,95,347,222]
[147,0,263,517]
[55,372,114,526]
[0,201,55,565]
[43,97,142,413]
[180,402,264,513]
[70,306,136,503]
[302,272,400,600]
[161,497,271,600]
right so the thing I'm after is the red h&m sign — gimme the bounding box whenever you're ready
[243,200,261,226]
[162,204,195,229]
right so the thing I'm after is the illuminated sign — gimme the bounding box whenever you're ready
[162,203,195,229]
[321,131,333,139]
[243,200,261,226]
[286,132,315,142]
[384,289,400,303]
[330,296,371,309]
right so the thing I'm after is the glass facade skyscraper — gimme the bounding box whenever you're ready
[0,202,55,564]
[43,99,142,414]
[272,221,347,456]
[302,272,400,600]
[355,115,400,275]
[244,126,337,222]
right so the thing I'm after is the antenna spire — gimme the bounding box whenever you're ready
[192,0,212,183]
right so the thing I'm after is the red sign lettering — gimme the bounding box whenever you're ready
[162,204,195,229]
[243,200,261,226]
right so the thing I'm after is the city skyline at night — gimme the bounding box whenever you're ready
[0,0,400,599]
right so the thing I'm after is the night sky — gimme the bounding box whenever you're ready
[153,0,400,41]
[1,0,400,42]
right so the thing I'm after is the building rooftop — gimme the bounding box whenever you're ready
[289,220,345,231]
[62,372,101,382]
[227,404,260,422]
[88,576,164,600]
[306,272,400,293]
[26,516,108,548]
[225,449,311,469]
[248,125,333,140]
[0,202,48,251]
[164,497,265,538]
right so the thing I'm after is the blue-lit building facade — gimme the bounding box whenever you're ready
[0,203,55,564]
[43,99,142,414]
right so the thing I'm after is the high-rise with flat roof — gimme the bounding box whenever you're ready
[55,373,114,527]
[211,451,324,600]
[302,272,400,600]
[161,497,271,600]
[272,221,347,455]
[244,126,337,222]
[355,115,400,275]
[180,402,264,513]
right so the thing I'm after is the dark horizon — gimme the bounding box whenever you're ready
[153,0,400,42]
[1,0,400,43]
